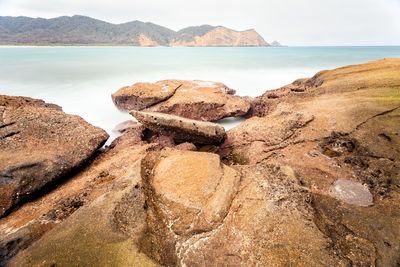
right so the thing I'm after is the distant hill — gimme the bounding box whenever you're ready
[0,15,272,47]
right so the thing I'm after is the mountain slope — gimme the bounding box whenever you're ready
[0,15,271,46]
[172,26,269,46]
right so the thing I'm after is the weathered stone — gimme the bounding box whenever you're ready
[3,59,400,267]
[140,152,344,266]
[152,152,239,234]
[112,80,181,111]
[0,123,156,265]
[174,142,197,151]
[0,95,109,217]
[219,58,400,266]
[112,80,250,121]
[130,110,226,145]
[8,160,159,267]
[109,123,146,148]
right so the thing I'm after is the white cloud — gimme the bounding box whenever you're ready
[0,0,399,45]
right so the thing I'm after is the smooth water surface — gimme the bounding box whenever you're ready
[1,46,400,141]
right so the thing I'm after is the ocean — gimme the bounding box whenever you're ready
[1,46,400,142]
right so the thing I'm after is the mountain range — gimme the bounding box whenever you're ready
[0,15,277,47]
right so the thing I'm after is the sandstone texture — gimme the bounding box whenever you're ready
[0,114,199,265]
[131,110,226,145]
[0,95,109,217]
[2,58,400,266]
[8,160,159,267]
[140,151,343,266]
[112,80,250,121]
[219,58,400,266]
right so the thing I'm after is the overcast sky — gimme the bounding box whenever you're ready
[1,0,400,46]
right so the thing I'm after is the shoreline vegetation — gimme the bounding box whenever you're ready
[1,58,400,266]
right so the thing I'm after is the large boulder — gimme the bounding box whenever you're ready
[112,80,182,111]
[131,110,226,145]
[112,80,250,121]
[0,95,109,217]
[140,151,345,266]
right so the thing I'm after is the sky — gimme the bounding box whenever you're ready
[0,0,400,46]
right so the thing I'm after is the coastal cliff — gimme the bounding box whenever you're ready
[1,59,400,266]
[0,15,270,46]
[170,27,268,47]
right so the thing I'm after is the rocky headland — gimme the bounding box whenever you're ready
[1,58,399,266]
[0,16,270,47]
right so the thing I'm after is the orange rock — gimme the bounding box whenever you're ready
[140,151,343,266]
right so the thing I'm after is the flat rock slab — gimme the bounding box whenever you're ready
[0,95,109,217]
[330,179,373,207]
[130,110,226,145]
[112,80,250,121]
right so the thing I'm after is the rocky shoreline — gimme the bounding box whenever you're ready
[1,58,399,266]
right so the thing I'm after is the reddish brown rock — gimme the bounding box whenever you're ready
[109,123,146,148]
[112,80,181,111]
[112,80,250,121]
[0,95,109,217]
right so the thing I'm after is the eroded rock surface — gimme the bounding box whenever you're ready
[131,110,226,145]
[8,160,159,267]
[1,124,161,265]
[219,58,400,266]
[140,151,345,266]
[112,80,181,111]
[3,59,400,266]
[112,80,250,121]
[0,95,109,217]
